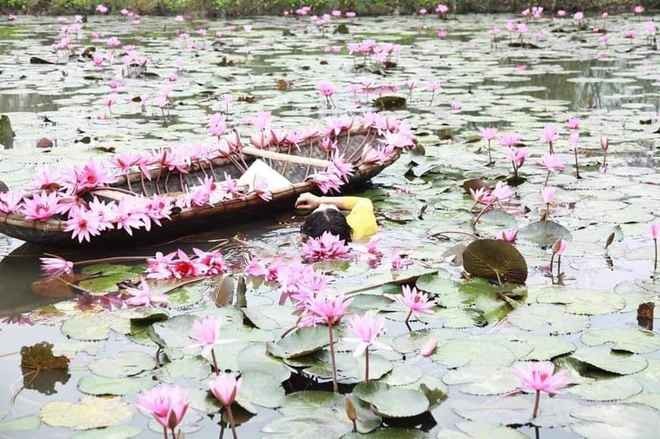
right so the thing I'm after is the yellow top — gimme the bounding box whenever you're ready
[343,197,378,241]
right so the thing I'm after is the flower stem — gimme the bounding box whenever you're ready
[227,405,238,439]
[654,238,658,273]
[365,346,370,382]
[574,147,581,179]
[328,324,339,393]
[487,140,493,164]
[544,170,550,187]
[404,308,412,325]
[211,348,220,375]
[532,390,541,418]
[557,255,562,280]
[163,426,169,439]
[549,253,556,284]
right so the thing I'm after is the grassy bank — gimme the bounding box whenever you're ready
[1,0,657,17]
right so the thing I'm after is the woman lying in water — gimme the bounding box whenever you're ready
[295,193,377,242]
[238,160,377,243]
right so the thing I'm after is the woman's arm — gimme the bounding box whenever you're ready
[295,193,360,211]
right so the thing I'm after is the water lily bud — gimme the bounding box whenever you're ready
[552,239,567,255]
[600,135,609,151]
[420,337,438,357]
[345,396,357,422]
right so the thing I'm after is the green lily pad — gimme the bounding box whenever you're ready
[71,426,142,439]
[571,404,660,439]
[0,415,40,432]
[536,289,625,315]
[508,304,588,335]
[581,328,660,354]
[518,220,572,247]
[78,375,154,396]
[437,422,529,439]
[452,395,579,428]
[353,382,429,418]
[88,351,156,378]
[41,397,134,430]
[443,366,519,396]
[304,351,393,384]
[158,356,211,382]
[237,371,286,409]
[432,338,518,368]
[62,313,129,341]
[343,428,427,438]
[571,347,648,375]
[268,326,329,359]
[568,376,642,401]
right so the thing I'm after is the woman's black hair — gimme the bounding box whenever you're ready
[301,208,352,243]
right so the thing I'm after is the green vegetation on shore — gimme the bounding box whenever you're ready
[0,0,658,16]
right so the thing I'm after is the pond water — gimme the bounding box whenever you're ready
[0,11,659,439]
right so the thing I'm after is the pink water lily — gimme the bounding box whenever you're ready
[550,239,568,283]
[22,191,60,221]
[302,231,351,263]
[65,208,102,242]
[124,279,168,307]
[209,373,241,438]
[304,293,351,392]
[346,313,390,382]
[136,384,189,439]
[514,362,569,418]
[497,229,518,244]
[40,256,74,278]
[541,154,565,186]
[394,285,434,324]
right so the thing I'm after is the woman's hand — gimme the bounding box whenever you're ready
[295,193,321,210]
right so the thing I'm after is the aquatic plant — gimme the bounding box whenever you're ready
[136,385,189,439]
[346,312,388,382]
[513,362,569,418]
[209,373,241,439]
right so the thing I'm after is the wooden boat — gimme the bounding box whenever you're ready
[0,121,407,248]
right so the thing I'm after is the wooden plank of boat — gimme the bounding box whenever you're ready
[241,147,330,168]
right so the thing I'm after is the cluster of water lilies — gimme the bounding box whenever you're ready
[0,113,413,242]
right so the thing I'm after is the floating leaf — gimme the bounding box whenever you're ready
[432,338,517,368]
[237,371,286,409]
[518,220,572,247]
[571,404,660,439]
[304,351,393,384]
[0,415,40,432]
[536,289,625,315]
[437,422,529,439]
[443,366,519,396]
[268,326,329,359]
[568,376,642,401]
[463,239,527,284]
[352,382,429,418]
[78,375,154,396]
[71,426,142,439]
[342,428,426,438]
[41,397,133,430]
[508,304,588,335]
[21,342,69,371]
[88,351,156,378]
[62,313,129,341]
[581,328,660,354]
[158,356,211,382]
[452,395,579,428]
[571,347,648,375]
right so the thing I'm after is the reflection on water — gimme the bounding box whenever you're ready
[0,93,60,113]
